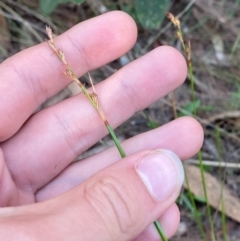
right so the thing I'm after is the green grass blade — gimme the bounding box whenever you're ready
[216,127,228,241]
[105,124,126,158]
[184,166,207,240]
[154,220,168,241]
[105,122,168,240]
[198,151,216,241]
[188,41,216,241]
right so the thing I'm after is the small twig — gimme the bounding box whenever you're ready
[170,92,177,119]
[186,159,240,168]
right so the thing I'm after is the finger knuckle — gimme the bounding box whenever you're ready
[83,175,138,239]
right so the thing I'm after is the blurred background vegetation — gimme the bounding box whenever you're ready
[1,0,240,240]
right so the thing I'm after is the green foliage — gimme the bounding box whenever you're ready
[179,99,213,116]
[202,164,211,172]
[178,193,195,213]
[199,105,214,112]
[143,110,159,129]
[194,195,207,203]
[179,100,201,117]
[147,120,159,129]
[135,0,171,29]
[120,2,138,22]
[40,0,85,15]
[40,0,171,28]
[178,193,203,218]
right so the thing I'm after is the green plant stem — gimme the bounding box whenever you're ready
[105,124,125,158]
[190,57,216,241]
[216,127,228,241]
[198,151,216,241]
[189,62,196,116]
[154,221,168,241]
[188,57,216,241]
[221,199,228,241]
[105,121,167,240]
[184,166,206,240]
[181,41,207,241]
[182,33,216,240]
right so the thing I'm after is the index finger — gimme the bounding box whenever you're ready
[0,11,137,141]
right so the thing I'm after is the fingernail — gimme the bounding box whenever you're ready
[135,149,184,202]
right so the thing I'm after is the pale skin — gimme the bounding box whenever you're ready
[0,11,203,240]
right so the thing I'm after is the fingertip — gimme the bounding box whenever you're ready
[133,203,180,241]
[159,203,180,238]
[153,45,187,88]
[106,11,138,47]
[137,46,187,99]
[177,116,204,152]
[60,10,138,72]
[91,10,138,52]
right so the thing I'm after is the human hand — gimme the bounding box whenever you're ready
[0,11,203,240]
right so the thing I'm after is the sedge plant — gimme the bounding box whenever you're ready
[45,26,169,241]
[167,12,217,241]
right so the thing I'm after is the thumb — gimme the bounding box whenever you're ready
[0,149,184,241]
[61,149,184,241]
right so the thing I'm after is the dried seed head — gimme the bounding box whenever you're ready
[166,12,174,22]
[46,26,53,42]
[46,27,82,88]
[176,32,181,39]
[47,40,58,52]
[57,49,67,64]
[64,68,75,79]
[175,18,180,29]
[187,41,191,61]
[90,92,99,108]
[88,72,96,94]
[166,12,181,29]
